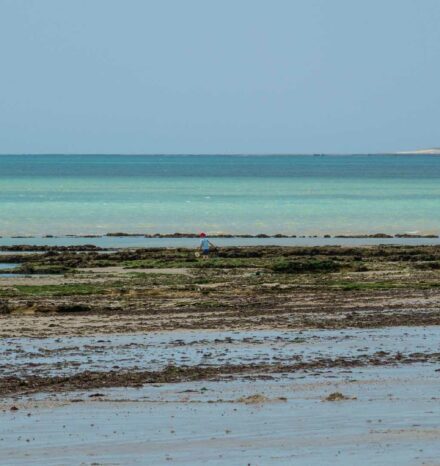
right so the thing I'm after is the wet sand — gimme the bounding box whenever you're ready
[1,363,439,465]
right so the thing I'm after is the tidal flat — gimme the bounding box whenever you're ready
[0,245,439,464]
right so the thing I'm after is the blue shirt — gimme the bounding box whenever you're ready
[200,238,209,250]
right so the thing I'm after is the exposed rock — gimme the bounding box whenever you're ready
[0,300,10,315]
[56,304,91,313]
[323,392,356,401]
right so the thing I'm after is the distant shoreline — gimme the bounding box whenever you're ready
[1,152,440,157]
[1,232,439,239]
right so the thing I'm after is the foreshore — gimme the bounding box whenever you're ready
[1,243,440,464]
[2,243,440,377]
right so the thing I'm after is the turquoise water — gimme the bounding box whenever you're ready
[1,154,440,236]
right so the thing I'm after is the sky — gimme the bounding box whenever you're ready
[0,0,439,154]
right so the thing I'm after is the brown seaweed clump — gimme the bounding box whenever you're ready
[323,392,356,402]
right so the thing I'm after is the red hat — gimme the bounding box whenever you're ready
[200,232,206,237]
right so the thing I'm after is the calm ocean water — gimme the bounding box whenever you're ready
[1,154,439,236]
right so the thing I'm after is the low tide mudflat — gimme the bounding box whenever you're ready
[1,245,439,465]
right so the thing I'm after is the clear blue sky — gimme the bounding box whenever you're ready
[1,0,439,154]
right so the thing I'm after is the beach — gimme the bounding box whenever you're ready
[2,152,440,464]
[3,0,440,462]
[1,243,439,464]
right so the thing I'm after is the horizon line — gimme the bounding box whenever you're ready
[0,151,439,156]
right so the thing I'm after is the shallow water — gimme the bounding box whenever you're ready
[0,263,19,270]
[1,154,440,236]
[1,235,440,249]
[1,327,439,378]
[0,263,20,277]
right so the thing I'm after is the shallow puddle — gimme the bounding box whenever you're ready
[0,263,19,270]
[1,326,439,378]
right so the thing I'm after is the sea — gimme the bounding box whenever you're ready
[1,154,440,240]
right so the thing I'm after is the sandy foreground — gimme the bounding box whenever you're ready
[0,245,440,464]
[1,327,439,466]
[0,364,439,465]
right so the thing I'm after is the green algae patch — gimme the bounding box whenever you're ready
[271,259,341,274]
[331,281,403,291]
[122,258,197,269]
